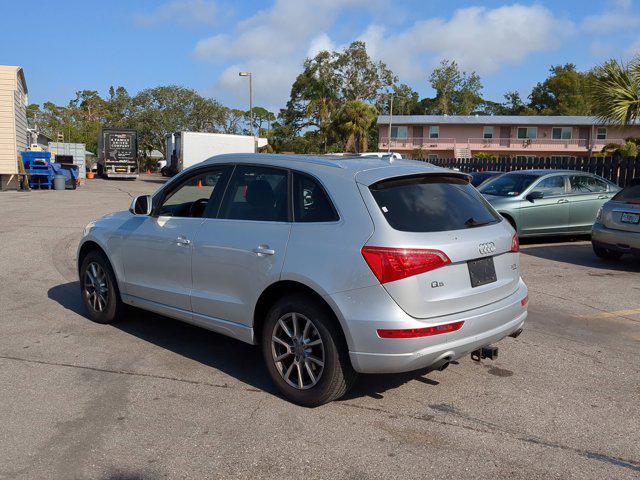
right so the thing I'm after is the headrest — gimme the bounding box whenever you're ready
[246,179,275,207]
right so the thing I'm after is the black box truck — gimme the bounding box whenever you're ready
[97,129,138,179]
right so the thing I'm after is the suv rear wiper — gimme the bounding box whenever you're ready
[464,217,494,228]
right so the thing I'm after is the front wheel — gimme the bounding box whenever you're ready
[79,250,124,324]
[593,244,623,260]
[261,295,356,407]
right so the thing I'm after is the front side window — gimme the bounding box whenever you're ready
[483,126,494,139]
[370,175,500,232]
[158,168,225,218]
[569,175,608,194]
[533,176,566,196]
[429,126,439,139]
[390,126,408,139]
[552,127,572,140]
[219,165,288,222]
[517,127,538,139]
[293,173,338,222]
[596,128,607,140]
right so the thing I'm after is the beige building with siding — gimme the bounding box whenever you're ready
[0,66,28,190]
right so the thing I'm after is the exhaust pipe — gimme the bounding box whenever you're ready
[509,328,523,338]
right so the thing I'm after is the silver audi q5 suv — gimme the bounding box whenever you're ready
[78,154,528,406]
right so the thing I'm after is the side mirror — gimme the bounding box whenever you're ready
[526,191,544,202]
[129,195,152,215]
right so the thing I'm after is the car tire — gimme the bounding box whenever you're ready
[261,294,357,407]
[593,244,623,260]
[79,250,124,324]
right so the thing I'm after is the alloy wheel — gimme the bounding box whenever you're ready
[271,312,325,390]
[84,262,109,312]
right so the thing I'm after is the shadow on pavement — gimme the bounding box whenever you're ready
[522,241,640,272]
[138,178,167,185]
[48,282,430,402]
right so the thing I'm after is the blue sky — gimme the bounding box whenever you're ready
[1,0,637,111]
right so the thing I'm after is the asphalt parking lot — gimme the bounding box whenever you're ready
[1,176,639,480]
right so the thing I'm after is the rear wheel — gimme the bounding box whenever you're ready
[261,295,356,407]
[79,250,124,324]
[593,244,623,260]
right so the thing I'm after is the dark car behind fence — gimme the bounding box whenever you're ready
[427,156,640,187]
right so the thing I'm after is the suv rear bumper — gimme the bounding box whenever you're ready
[330,280,527,374]
[592,223,640,253]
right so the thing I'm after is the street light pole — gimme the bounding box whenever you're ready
[387,92,394,154]
[239,71,257,153]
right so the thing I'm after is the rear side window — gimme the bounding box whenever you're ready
[293,173,338,222]
[569,175,608,193]
[369,175,501,232]
[219,165,288,222]
[613,183,640,202]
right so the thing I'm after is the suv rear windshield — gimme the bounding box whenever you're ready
[369,175,501,232]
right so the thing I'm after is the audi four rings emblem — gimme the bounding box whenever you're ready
[478,242,496,255]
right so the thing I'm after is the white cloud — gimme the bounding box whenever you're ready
[362,5,573,79]
[307,33,336,58]
[612,0,632,9]
[135,0,218,27]
[192,2,572,108]
[582,12,640,34]
[194,0,374,107]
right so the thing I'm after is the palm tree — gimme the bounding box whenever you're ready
[590,57,640,125]
[333,101,378,154]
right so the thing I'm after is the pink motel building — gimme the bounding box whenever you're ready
[377,115,640,160]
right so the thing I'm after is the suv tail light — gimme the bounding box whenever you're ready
[361,246,451,284]
[510,234,519,253]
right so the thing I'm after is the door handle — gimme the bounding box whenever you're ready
[174,236,191,246]
[252,245,275,256]
[557,199,569,204]
[597,195,609,199]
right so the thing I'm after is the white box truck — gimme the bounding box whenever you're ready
[161,132,268,176]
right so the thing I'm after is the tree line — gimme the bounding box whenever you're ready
[27,41,640,160]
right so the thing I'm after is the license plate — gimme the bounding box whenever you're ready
[115,168,126,172]
[621,212,640,224]
[468,257,497,288]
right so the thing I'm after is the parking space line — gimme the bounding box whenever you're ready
[578,308,640,319]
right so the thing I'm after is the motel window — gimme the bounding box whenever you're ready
[596,128,607,140]
[427,154,438,161]
[483,127,494,139]
[517,127,538,139]
[552,127,572,140]
[390,126,408,139]
[429,126,439,139]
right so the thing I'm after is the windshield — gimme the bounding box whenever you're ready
[369,175,501,233]
[479,174,539,197]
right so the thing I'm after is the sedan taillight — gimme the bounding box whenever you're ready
[510,234,519,253]
[361,246,451,284]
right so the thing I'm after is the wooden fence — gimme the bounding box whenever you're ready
[427,156,640,187]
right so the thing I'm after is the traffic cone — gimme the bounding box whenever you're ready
[197,179,203,189]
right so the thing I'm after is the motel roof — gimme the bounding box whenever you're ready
[376,115,635,126]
